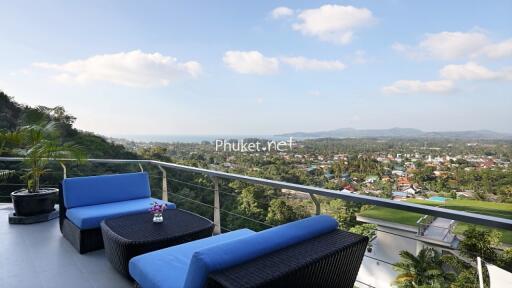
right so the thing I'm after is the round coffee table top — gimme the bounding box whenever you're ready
[101,209,214,243]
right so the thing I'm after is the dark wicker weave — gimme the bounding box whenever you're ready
[206,230,368,288]
[59,184,104,254]
[101,209,214,277]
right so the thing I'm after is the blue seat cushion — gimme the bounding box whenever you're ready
[66,198,175,229]
[129,229,256,288]
[62,172,152,208]
[184,215,338,288]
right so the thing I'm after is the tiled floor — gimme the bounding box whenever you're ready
[0,204,131,288]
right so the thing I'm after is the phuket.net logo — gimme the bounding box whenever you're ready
[215,138,294,152]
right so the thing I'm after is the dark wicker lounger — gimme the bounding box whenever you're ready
[59,184,104,253]
[59,173,176,254]
[206,230,368,288]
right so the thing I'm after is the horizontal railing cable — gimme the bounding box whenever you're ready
[165,177,275,209]
[363,254,398,268]
[167,178,214,191]
[0,183,58,187]
[167,192,273,229]
[355,280,377,288]
[168,192,214,209]
[219,209,274,228]
[220,226,233,232]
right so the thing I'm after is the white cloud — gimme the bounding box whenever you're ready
[440,62,512,81]
[440,62,497,80]
[393,31,489,60]
[223,52,346,74]
[384,62,511,95]
[291,5,374,45]
[281,57,345,71]
[382,80,453,94]
[223,50,279,75]
[271,7,294,19]
[393,31,512,61]
[32,50,201,87]
[477,38,512,59]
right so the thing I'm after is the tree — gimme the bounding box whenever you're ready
[0,130,21,180]
[497,248,512,272]
[266,199,299,225]
[349,224,377,251]
[450,268,480,288]
[350,224,377,239]
[237,186,264,220]
[326,199,359,230]
[440,254,485,288]
[0,130,21,155]
[393,248,454,288]
[332,160,346,179]
[459,226,502,262]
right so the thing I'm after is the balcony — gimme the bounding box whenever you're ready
[1,157,511,288]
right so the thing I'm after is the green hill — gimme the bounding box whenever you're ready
[0,90,136,159]
[0,90,140,200]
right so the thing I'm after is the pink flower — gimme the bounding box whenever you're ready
[149,202,167,214]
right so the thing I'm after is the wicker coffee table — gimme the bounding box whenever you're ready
[100,209,214,276]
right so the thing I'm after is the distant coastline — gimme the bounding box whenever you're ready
[109,134,296,143]
[277,127,512,140]
[111,127,512,143]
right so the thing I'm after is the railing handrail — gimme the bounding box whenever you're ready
[1,156,511,230]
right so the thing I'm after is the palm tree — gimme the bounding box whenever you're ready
[394,248,455,287]
[18,121,84,192]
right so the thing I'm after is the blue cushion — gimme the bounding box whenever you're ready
[129,229,256,288]
[184,215,338,288]
[62,172,152,208]
[66,198,175,229]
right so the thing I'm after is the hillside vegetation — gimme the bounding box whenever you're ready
[0,91,139,200]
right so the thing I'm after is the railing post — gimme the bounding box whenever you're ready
[60,162,67,179]
[309,193,321,215]
[157,165,168,202]
[138,163,144,172]
[212,177,221,234]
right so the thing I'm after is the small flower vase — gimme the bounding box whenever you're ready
[153,213,163,223]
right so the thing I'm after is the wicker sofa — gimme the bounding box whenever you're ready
[59,172,175,253]
[129,215,368,288]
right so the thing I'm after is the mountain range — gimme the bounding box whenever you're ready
[276,128,512,140]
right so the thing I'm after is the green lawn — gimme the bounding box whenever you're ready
[358,199,512,244]
[358,206,423,226]
[408,199,512,219]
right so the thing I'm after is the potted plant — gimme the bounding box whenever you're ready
[10,121,85,218]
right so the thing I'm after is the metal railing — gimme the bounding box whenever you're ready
[416,215,434,236]
[2,156,510,287]
[1,156,511,231]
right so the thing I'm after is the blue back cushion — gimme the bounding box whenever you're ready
[128,229,255,288]
[62,172,151,208]
[183,215,338,288]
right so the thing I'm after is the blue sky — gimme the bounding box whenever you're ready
[1,0,511,135]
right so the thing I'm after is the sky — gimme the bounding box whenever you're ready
[0,0,511,136]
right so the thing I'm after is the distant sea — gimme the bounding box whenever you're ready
[110,134,298,143]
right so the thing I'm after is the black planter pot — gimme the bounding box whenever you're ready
[11,188,58,217]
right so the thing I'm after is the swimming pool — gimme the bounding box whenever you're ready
[429,196,449,202]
